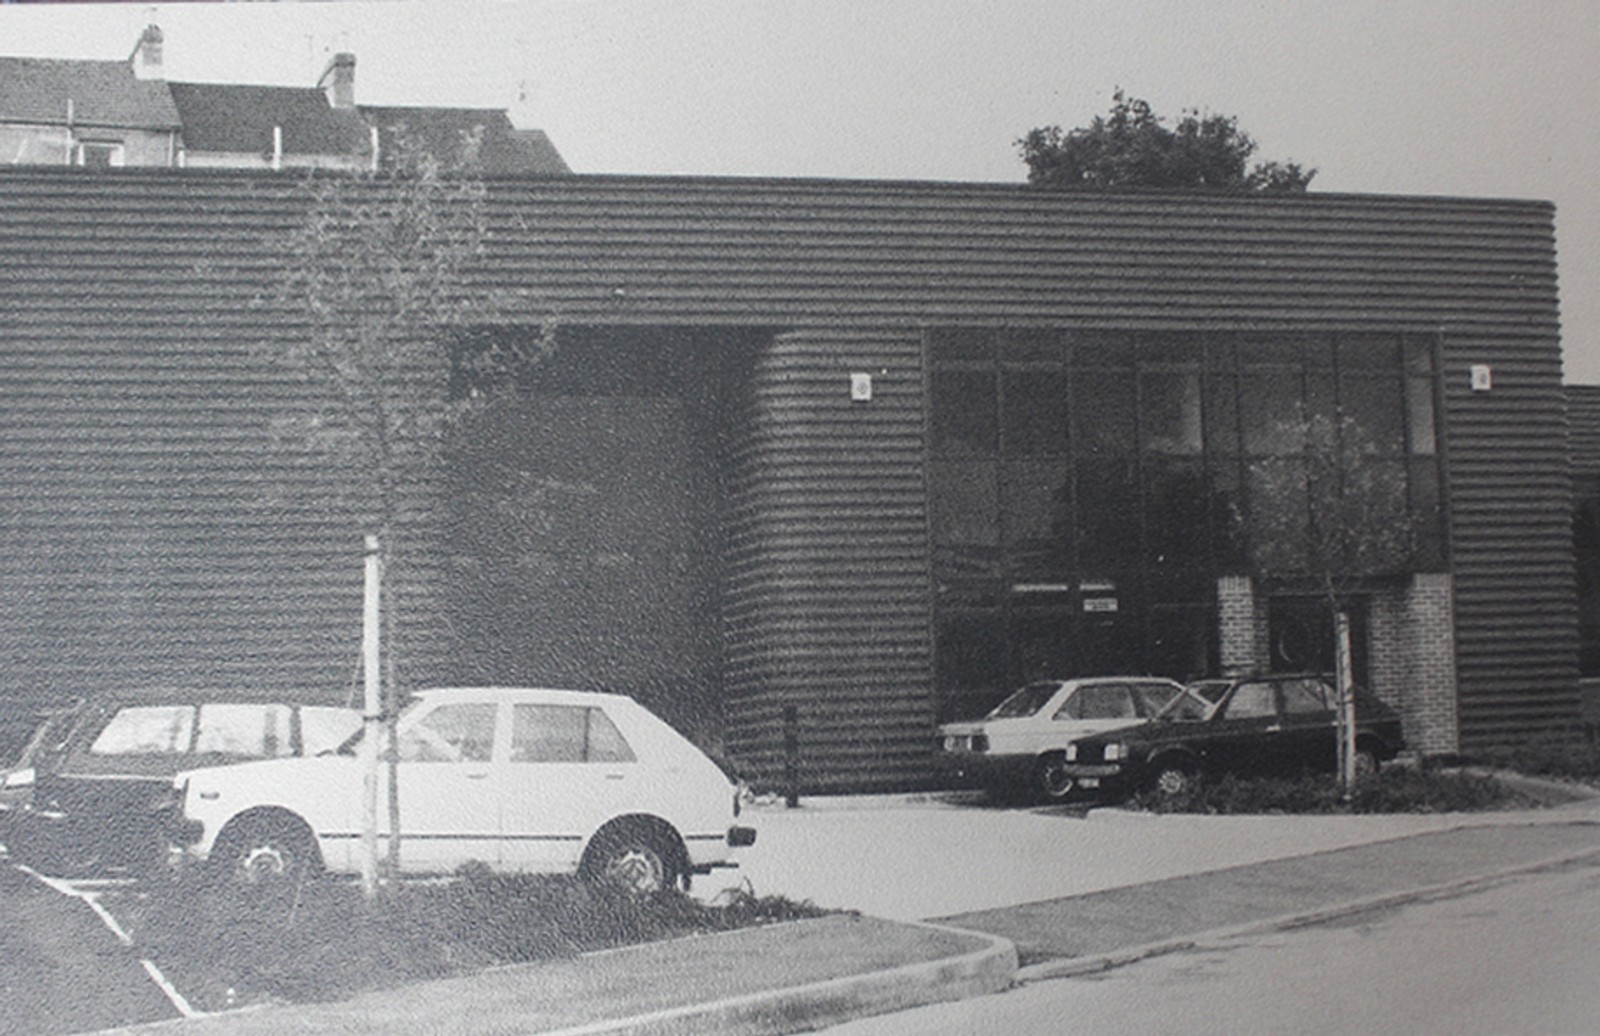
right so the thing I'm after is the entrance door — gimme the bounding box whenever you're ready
[1267,597,1369,685]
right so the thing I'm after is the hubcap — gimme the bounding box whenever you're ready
[1041,762,1074,799]
[604,847,665,895]
[1156,768,1189,796]
[239,843,290,883]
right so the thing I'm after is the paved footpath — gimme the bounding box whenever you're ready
[95,805,1600,1036]
[936,817,1600,976]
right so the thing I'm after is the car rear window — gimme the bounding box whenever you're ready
[1057,685,1137,721]
[1281,679,1332,715]
[90,706,195,756]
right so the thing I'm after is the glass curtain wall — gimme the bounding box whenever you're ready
[928,330,1442,721]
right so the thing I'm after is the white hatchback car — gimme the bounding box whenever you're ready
[937,677,1185,802]
[166,687,754,894]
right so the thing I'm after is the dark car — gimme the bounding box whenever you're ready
[11,689,359,875]
[1057,673,1405,801]
[0,699,81,844]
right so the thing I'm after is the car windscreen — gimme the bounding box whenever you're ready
[986,682,1062,719]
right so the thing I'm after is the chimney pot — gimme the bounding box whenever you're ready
[318,52,357,110]
[131,24,164,81]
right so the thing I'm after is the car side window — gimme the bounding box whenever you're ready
[1224,682,1277,719]
[399,703,496,763]
[194,703,294,757]
[1059,685,1136,721]
[1280,679,1331,715]
[511,705,636,763]
[89,706,195,755]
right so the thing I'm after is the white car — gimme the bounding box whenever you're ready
[166,687,754,895]
[937,677,1186,802]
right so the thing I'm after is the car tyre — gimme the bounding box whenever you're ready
[1152,760,1196,800]
[1353,744,1381,780]
[581,823,681,897]
[212,816,317,889]
[1034,753,1077,803]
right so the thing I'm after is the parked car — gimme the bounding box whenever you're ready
[0,700,80,844]
[11,690,361,875]
[165,687,757,896]
[1057,673,1406,801]
[937,677,1187,802]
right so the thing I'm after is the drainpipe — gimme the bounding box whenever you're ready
[272,125,283,171]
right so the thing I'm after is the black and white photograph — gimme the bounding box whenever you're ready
[0,2,1597,1033]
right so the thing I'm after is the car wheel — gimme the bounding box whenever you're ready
[581,825,681,897]
[1353,745,1381,779]
[1153,761,1195,799]
[213,817,316,888]
[1034,753,1076,803]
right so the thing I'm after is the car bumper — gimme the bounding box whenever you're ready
[936,750,1036,788]
[1061,762,1134,794]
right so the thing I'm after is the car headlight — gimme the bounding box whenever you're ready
[2,767,35,789]
[1065,743,1077,762]
[1104,742,1126,762]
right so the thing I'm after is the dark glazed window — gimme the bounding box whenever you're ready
[931,371,997,455]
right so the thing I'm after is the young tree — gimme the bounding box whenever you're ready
[1018,90,1315,191]
[265,135,552,897]
[1246,413,1418,793]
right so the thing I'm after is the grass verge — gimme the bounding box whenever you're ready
[107,871,831,1011]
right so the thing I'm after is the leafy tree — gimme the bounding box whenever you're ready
[1246,413,1418,793]
[1018,90,1315,191]
[265,133,553,896]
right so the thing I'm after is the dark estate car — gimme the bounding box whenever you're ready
[1058,673,1406,801]
[10,689,360,874]
[0,699,81,841]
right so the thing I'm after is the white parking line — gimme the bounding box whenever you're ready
[15,863,203,1019]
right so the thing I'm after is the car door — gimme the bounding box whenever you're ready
[1202,680,1282,776]
[499,702,638,874]
[388,699,502,874]
[1276,677,1341,772]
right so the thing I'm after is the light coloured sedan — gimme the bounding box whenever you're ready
[937,677,1185,802]
[166,687,754,895]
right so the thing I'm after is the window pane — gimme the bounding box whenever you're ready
[512,705,587,763]
[1407,376,1437,455]
[1410,457,1444,567]
[930,461,999,545]
[1338,334,1401,369]
[1072,372,1135,457]
[300,706,363,755]
[1071,331,1136,369]
[402,703,496,763]
[1340,375,1405,454]
[1065,685,1138,720]
[1076,458,1140,576]
[928,328,993,363]
[1226,682,1277,719]
[1002,370,1069,455]
[1140,373,1202,454]
[1239,372,1304,454]
[585,709,636,763]
[90,706,194,756]
[935,610,1008,719]
[1203,375,1240,454]
[1001,461,1072,546]
[1000,329,1068,363]
[1282,679,1332,714]
[1247,458,1309,571]
[930,370,996,455]
[195,704,293,757]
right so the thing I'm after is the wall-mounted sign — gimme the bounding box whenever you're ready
[850,372,873,401]
[1083,597,1119,613]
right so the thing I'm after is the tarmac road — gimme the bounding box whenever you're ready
[0,862,179,1036]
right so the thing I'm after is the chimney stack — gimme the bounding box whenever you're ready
[130,24,164,81]
[318,53,356,110]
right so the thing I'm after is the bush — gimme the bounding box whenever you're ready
[1126,767,1538,816]
[113,871,830,1009]
[1460,733,1600,783]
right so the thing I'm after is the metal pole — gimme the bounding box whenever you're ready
[360,534,382,899]
[1335,610,1357,795]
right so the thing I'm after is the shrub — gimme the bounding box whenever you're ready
[1126,767,1537,815]
[116,871,830,1009]
[1460,733,1600,782]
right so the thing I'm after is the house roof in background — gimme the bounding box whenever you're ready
[168,81,368,156]
[360,105,569,175]
[0,56,181,130]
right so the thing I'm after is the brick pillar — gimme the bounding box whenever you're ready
[1217,575,1260,675]
[1364,573,1460,756]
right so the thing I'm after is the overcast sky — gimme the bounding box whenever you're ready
[6,0,1598,379]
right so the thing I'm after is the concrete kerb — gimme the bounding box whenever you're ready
[528,920,1019,1036]
[1014,837,1600,986]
